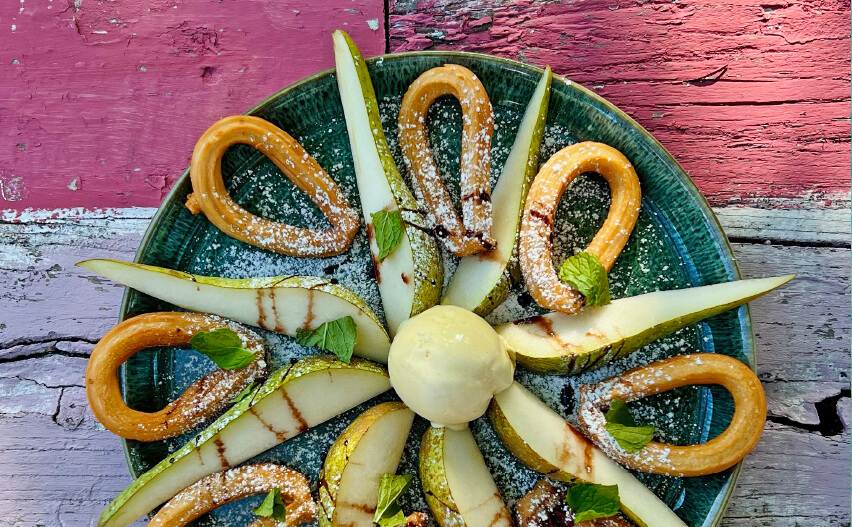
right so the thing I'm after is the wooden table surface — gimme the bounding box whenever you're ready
[1,1,849,526]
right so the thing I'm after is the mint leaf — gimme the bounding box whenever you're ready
[189,328,256,370]
[605,422,656,452]
[232,381,260,404]
[371,210,404,262]
[373,474,413,526]
[253,488,287,522]
[557,252,611,306]
[376,506,407,527]
[565,483,620,522]
[603,398,654,452]
[295,316,357,364]
[605,399,636,427]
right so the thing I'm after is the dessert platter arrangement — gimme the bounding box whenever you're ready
[78,31,794,527]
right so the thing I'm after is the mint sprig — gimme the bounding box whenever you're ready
[373,474,413,527]
[565,482,620,522]
[557,252,611,307]
[253,488,287,522]
[605,399,636,426]
[371,210,404,262]
[295,316,357,364]
[605,398,655,452]
[189,327,256,370]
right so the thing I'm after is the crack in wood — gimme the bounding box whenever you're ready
[684,65,729,85]
[0,345,93,364]
[727,235,851,249]
[766,389,851,437]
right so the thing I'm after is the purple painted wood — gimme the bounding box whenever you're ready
[1,213,849,526]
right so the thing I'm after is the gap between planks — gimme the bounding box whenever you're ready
[3,205,849,246]
[0,209,848,527]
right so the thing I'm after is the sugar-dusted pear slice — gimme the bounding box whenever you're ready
[99,357,390,527]
[77,259,391,363]
[489,382,686,527]
[420,426,513,527]
[442,67,552,316]
[332,30,442,336]
[496,275,794,375]
[318,402,415,527]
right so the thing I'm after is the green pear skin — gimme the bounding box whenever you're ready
[333,30,442,336]
[318,402,415,527]
[442,66,552,316]
[99,357,390,527]
[496,275,795,374]
[77,258,392,363]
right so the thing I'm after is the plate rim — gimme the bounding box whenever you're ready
[118,49,754,527]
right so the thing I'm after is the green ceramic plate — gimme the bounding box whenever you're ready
[118,51,752,527]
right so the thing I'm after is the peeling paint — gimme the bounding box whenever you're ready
[0,173,27,202]
[1,0,385,211]
[388,0,851,208]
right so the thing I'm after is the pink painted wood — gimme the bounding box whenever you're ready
[389,0,851,209]
[1,0,848,213]
[0,0,385,212]
[0,3,849,526]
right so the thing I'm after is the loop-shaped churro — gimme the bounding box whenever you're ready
[519,142,641,314]
[86,312,267,441]
[147,463,317,527]
[398,64,496,257]
[576,353,767,477]
[186,115,360,257]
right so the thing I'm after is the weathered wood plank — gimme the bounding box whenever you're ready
[2,0,849,212]
[0,0,385,211]
[0,415,136,526]
[714,207,851,246]
[0,214,848,526]
[389,0,851,209]
[720,421,850,526]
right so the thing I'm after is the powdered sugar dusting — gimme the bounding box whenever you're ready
[129,69,715,525]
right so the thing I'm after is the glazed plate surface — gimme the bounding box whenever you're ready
[120,51,751,527]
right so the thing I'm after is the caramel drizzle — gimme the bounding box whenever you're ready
[248,407,289,442]
[303,289,315,330]
[255,288,286,332]
[281,390,309,432]
[212,438,229,467]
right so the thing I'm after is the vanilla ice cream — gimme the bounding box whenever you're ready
[388,305,515,429]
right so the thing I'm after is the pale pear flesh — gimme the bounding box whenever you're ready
[99,357,390,527]
[490,382,687,527]
[332,30,442,336]
[420,426,513,527]
[77,259,392,363]
[496,275,795,374]
[443,66,552,316]
[319,402,415,527]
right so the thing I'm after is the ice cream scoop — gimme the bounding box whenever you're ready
[388,305,515,429]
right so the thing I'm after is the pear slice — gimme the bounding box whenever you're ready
[318,402,415,527]
[489,382,686,527]
[442,67,552,316]
[496,275,795,375]
[332,30,442,336]
[99,357,390,527]
[77,259,391,363]
[420,426,513,527]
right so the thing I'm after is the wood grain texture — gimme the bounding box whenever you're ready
[0,215,849,526]
[0,0,385,211]
[388,0,851,209]
[713,207,851,246]
[1,1,849,525]
[2,0,849,213]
